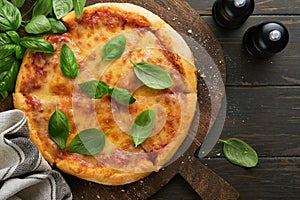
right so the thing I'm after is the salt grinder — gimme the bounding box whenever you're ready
[213,0,255,29]
[243,22,289,58]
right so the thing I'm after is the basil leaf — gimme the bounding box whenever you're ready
[0,58,19,99]
[132,61,174,90]
[11,0,25,8]
[109,87,136,105]
[102,35,126,61]
[15,45,25,59]
[67,128,105,155]
[48,107,70,149]
[0,55,15,72]
[0,43,17,59]
[20,36,54,54]
[131,110,155,147]
[78,80,108,99]
[0,33,12,44]
[48,18,67,33]
[6,31,19,44]
[32,0,52,18]
[53,0,73,19]
[219,138,258,168]
[25,15,52,34]
[60,43,79,78]
[72,0,86,18]
[0,1,22,31]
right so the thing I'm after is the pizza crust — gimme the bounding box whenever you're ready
[13,3,198,185]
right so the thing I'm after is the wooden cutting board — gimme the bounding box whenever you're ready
[1,0,239,199]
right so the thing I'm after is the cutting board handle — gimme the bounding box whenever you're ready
[179,157,239,200]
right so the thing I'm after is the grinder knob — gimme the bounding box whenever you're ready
[212,0,255,29]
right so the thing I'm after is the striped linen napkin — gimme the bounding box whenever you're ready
[0,109,72,200]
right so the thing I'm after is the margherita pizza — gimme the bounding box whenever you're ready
[13,3,197,185]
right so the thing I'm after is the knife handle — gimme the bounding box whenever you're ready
[179,157,239,200]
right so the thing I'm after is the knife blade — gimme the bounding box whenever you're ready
[198,93,227,158]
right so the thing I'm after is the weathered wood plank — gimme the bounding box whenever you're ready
[200,158,300,200]
[152,158,300,200]
[150,174,201,199]
[201,16,300,86]
[205,86,300,158]
[186,0,300,15]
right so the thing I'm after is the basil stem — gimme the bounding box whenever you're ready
[219,138,258,168]
[102,35,126,61]
[131,61,173,90]
[67,128,106,155]
[48,107,70,149]
[131,110,155,147]
[60,43,79,78]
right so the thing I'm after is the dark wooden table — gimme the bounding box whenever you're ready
[152,0,300,199]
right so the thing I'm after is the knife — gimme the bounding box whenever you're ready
[198,93,227,158]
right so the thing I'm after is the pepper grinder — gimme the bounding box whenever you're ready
[243,21,289,58]
[213,0,255,29]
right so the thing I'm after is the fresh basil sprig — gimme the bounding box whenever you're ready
[131,61,173,90]
[60,43,79,78]
[0,0,87,100]
[11,0,25,8]
[0,1,22,31]
[53,0,73,19]
[219,138,258,168]
[67,128,106,155]
[47,108,107,155]
[15,45,25,59]
[131,110,155,147]
[72,0,86,18]
[25,15,51,34]
[78,80,109,99]
[102,35,126,61]
[109,87,136,105]
[6,31,19,43]
[0,32,17,60]
[0,43,16,59]
[0,57,19,99]
[0,32,12,44]
[32,0,52,18]
[48,18,67,33]
[79,80,136,105]
[48,107,70,149]
[20,36,54,54]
